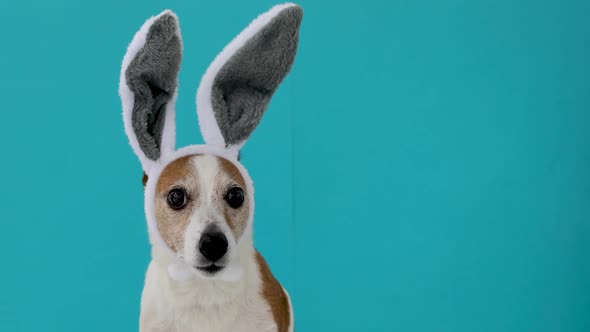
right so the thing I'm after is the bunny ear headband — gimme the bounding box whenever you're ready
[119,3,302,278]
[120,3,302,172]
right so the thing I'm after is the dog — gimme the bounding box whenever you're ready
[118,4,302,331]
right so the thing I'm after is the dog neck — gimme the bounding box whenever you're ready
[149,235,259,309]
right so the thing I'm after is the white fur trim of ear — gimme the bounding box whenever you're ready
[195,3,299,150]
[119,10,181,173]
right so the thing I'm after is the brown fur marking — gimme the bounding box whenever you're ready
[218,158,246,188]
[217,158,249,238]
[154,156,198,252]
[255,251,290,332]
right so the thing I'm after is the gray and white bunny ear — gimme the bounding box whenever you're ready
[196,3,303,154]
[120,10,182,172]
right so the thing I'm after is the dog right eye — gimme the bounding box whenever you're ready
[167,188,187,210]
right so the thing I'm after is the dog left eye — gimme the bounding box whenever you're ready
[167,188,187,210]
[224,187,244,209]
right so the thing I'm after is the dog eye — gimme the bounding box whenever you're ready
[167,188,187,210]
[224,187,244,209]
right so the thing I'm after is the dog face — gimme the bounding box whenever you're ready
[153,154,250,277]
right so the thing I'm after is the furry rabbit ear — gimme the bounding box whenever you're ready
[119,10,182,172]
[196,3,303,154]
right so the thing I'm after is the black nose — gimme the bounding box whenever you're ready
[198,232,228,262]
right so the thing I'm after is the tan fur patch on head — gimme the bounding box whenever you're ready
[154,156,199,252]
[218,158,246,189]
[214,157,250,239]
[256,251,290,332]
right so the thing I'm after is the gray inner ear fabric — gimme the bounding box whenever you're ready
[211,6,303,146]
[126,13,182,160]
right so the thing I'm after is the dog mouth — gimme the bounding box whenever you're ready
[196,264,224,274]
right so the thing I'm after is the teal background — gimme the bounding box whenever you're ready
[0,0,588,331]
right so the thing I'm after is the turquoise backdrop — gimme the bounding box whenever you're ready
[0,0,588,331]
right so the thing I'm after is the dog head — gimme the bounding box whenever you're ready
[153,154,250,277]
[118,4,302,280]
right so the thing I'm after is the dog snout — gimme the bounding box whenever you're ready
[198,231,228,262]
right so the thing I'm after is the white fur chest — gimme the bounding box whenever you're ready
[139,250,278,332]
